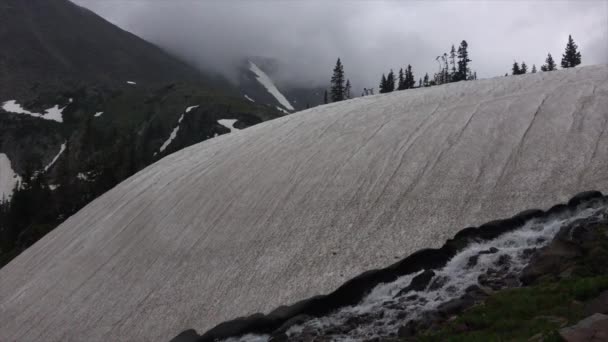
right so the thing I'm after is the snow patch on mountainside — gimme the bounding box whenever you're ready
[44,143,67,172]
[218,119,240,132]
[248,61,294,111]
[156,105,200,155]
[186,105,199,113]
[127,81,137,85]
[159,114,185,153]
[0,153,21,200]
[276,106,289,115]
[244,95,255,102]
[94,112,104,117]
[2,99,72,123]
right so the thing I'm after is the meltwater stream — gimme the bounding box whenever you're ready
[225,203,608,342]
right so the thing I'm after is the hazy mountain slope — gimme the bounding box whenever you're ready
[1,66,607,341]
[0,0,222,99]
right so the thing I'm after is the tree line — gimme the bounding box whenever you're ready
[511,35,581,75]
[325,34,583,104]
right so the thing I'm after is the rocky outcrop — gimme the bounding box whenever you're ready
[559,313,608,342]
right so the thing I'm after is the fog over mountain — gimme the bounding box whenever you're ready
[74,0,608,90]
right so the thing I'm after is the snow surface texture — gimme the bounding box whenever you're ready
[0,153,21,200]
[249,61,294,111]
[1,66,608,342]
[2,99,72,122]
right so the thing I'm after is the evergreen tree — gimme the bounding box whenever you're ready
[419,78,422,88]
[397,68,405,90]
[405,65,415,89]
[541,53,557,71]
[330,58,346,102]
[423,73,430,87]
[449,44,457,80]
[323,90,328,104]
[345,79,351,99]
[379,74,388,94]
[561,34,582,68]
[531,64,537,73]
[456,40,471,81]
[512,61,521,75]
[521,62,528,74]
[386,70,395,92]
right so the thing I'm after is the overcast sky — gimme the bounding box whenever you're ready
[74,0,608,89]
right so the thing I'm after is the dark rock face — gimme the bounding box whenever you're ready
[520,210,608,285]
[559,313,608,342]
[169,329,200,342]
[584,290,608,316]
[176,191,607,342]
[395,270,436,297]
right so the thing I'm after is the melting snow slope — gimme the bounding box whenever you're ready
[1,66,608,342]
[249,61,294,111]
[0,154,21,200]
[1,99,72,123]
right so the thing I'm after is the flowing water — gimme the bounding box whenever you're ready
[224,202,608,342]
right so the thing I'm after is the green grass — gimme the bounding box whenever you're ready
[417,276,608,341]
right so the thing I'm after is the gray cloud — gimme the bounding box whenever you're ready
[74,0,608,90]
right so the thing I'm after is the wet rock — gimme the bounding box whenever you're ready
[465,284,490,300]
[169,329,200,342]
[495,254,512,267]
[437,295,475,318]
[274,314,312,334]
[428,275,449,291]
[559,313,608,341]
[520,247,580,285]
[395,270,435,297]
[467,247,499,268]
[568,191,604,207]
[269,332,289,342]
[521,248,537,259]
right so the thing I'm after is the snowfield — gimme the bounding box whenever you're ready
[1,66,608,342]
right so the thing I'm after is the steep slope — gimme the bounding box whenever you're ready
[1,66,608,341]
[0,0,221,99]
[0,0,282,266]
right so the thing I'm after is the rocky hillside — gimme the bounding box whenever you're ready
[0,0,282,266]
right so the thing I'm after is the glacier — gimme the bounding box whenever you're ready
[0,65,607,342]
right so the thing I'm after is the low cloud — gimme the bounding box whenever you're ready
[75,0,608,90]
